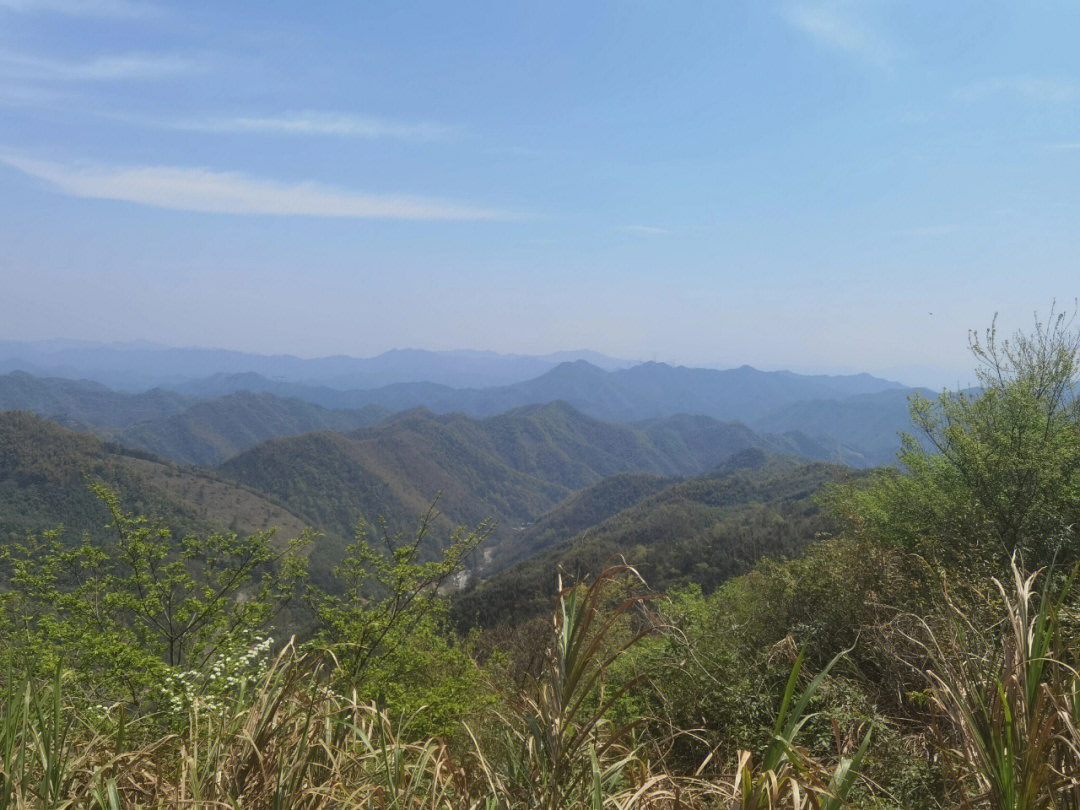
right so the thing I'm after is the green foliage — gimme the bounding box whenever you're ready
[830,310,1080,577]
[0,667,80,810]
[310,505,494,738]
[732,648,871,810]
[0,485,311,708]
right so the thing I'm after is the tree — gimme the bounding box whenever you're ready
[311,502,491,699]
[831,306,1080,576]
[0,485,312,708]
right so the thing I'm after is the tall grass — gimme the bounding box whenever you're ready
[923,559,1080,809]
[0,564,874,809]
[731,647,871,810]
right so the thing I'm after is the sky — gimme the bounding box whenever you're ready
[1,1,1078,387]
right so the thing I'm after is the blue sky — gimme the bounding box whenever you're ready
[1,1,1078,385]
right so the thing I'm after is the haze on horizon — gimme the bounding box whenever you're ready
[1,1,1076,388]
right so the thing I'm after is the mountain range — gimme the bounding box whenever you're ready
[0,358,918,467]
[0,401,850,596]
[0,336,933,621]
[214,401,838,567]
[163,360,906,428]
[0,341,637,392]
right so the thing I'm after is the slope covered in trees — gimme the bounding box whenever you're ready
[452,454,853,628]
[116,391,388,465]
[0,410,310,544]
[216,402,840,562]
[0,371,190,429]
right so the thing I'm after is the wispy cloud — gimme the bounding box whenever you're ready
[956,76,1079,103]
[1042,143,1080,151]
[623,225,670,234]
[0,50,196,81]
[0,154,518,221]
[781,2,893,69]
[138,112,460,142]
[900,225,957,236]
[0,0,159,16]
[0,81,78,106]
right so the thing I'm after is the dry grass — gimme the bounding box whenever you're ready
[918,559,1080,809]
[0,565,873,810]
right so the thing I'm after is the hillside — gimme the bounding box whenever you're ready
[493,471,676,571]
[116,391,388,465]
[452,456,857,629]
[0,410,310,545]
[216,402,838,565]
[0,371,190,429]
[751,387,932,466]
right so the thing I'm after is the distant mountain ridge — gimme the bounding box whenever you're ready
[0,373,392,465]
[0,371,191,429]
[0,361,918,467]
[0,340,637,392]
[166,360,906,426]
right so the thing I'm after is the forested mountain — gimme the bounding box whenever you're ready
[751,387,933,466]
[216,402,839,564]
[492,471,676,571]
[0,411,310,544]
[1,362,921,467]
[453,454,855,629]
[170,361,909,445]
[0,371,190,429]
[115,392,388,465]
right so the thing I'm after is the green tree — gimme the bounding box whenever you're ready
[311,503,493,731]
[0,485,312,708]
[832,308,1080,577]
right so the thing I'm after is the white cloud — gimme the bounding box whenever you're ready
[957,77,1079,103]
[0,153,517,221]
[144,112,460,142]
[0,50,195,81]
[624,225,670,234]
[781,2,893,68]
[0,0,158,16]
